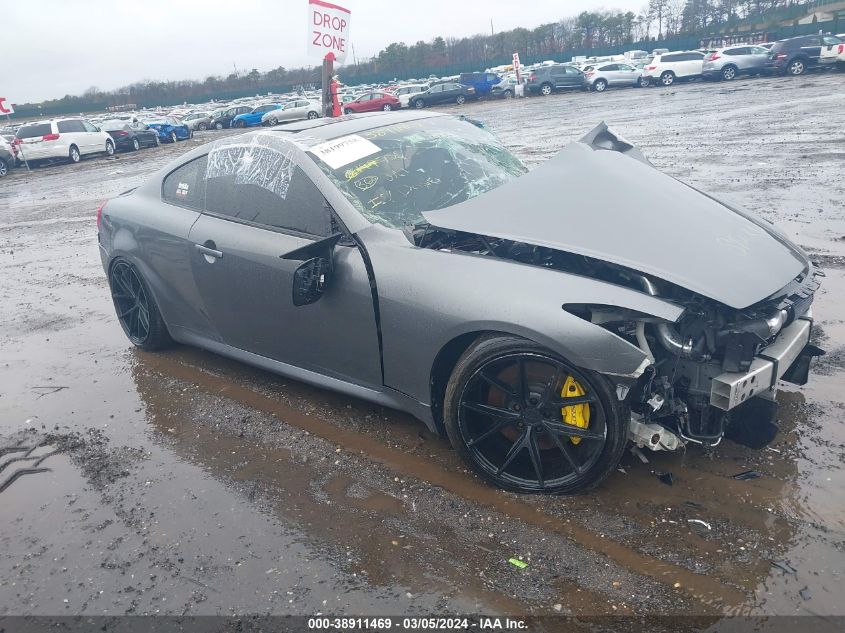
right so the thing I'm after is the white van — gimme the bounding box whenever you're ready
[391,84,428,108]
[14,118,115,164]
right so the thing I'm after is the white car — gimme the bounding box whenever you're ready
[820,35,845,66]
[643,51,705,86]
[584,62,646,91]
[14,118,115,164]
[391,84,428,108]
[261,99,322,125]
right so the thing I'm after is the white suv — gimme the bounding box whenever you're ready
[643,51,705,86]
[391,84,427,108]
[14,118,115,164]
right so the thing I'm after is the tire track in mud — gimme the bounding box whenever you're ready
[141,352,744,609]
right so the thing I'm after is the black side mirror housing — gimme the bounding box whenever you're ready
[291,257,333,306]
[281,233,344,307]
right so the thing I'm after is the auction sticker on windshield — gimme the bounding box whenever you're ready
[309,134,380,170]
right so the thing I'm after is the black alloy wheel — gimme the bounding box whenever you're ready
[109,261,172,350]
[444,337,627,494]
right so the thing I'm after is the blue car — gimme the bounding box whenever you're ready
[458,72,501,96]
[231,104,283,128]
[145,117,192,143]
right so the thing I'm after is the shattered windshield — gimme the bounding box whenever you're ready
[307,116,526,229]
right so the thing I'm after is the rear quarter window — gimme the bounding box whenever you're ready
[16,123,53,139]
[162,155,208,210]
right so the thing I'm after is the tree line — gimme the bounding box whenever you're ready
[10,1,825,116]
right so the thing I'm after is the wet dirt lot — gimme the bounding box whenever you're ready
[1,73,845,620]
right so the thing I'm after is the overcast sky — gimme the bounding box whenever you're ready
[7,0,644,103]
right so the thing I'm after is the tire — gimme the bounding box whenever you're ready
[502,90,513,99]
[593,78,608,92]
[721,65,738,81]
[413,99,425,109]
[198,123,208,131]
[540,82,553,96]
[105,140,115,156]
[109,260,173,351]
[382,103,392,111]
[638,76,651,87]
[443,335,628,494]
[455,94,466,105]
[0,160,8,177]
[660,71,675,86]
[153,135,160,146]
[188,129,193,139]
[214,121,223,130]
[170,131,178,143]
[788,58,806,76]
[132,138,140,151]
[68,145,81,164]
[307,110,319,119]
[234,119,246,128]
[344,108,353,115]
[267,116,278,126]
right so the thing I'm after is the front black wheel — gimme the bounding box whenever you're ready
[110,260,172,351]
[413,99,425,109]
[444,336,628,494]
[132,138,140,151]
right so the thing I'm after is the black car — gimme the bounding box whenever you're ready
[208,106,252,130]
[409,83,477,108]
[765,34,843,75]
[100,120,160,152]
[526,64,587,95]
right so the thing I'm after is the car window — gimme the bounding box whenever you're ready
[429,85,443,93]
[822,36,840,45]
[204,159,331,236]
[564,66,581,74]
[82,121,98,132]
[310,116,526,229]
[57,120,85,133]
[600,64,617,71]
[751,46,769,54]
[16,123,53,138]
[162,155,208,211]
[662,54,681,62]
[723,47,742,56]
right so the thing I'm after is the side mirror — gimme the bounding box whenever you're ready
[291,257,332,306]
[281,233,344,307]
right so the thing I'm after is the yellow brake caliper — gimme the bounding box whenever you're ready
[560,375,590,445]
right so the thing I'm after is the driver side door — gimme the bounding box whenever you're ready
[187,149,382,387]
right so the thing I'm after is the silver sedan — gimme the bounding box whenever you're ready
[262,100,322,125]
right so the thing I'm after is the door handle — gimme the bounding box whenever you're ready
[195,242,223,259]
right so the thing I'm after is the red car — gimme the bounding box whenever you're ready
[343,91,401,114]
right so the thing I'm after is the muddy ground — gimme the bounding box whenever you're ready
[1,73,844,621]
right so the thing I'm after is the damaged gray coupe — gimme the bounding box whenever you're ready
[98,111,823,494]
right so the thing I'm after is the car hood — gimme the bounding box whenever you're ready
[423,123,808,309]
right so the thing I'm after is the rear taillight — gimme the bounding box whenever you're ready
[839,44,844,54]
[42,133,60,141]
[529,73,536,82]
[12,138,22,145]
[776,53,787,60]
[646,65,656,71]
[585,71,595,77]
[707,53,720,61]
[113,131,129,136]
[96,201,106,230]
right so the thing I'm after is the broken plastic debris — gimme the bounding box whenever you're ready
[631,446,649,464]
[769,560,797,576]
[799,586,811,601]
[687,519,712,530]
[657,472,674,486]
[508,558,528,569]
[732,470,763,481]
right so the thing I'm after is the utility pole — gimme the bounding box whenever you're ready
[490,18,494,36]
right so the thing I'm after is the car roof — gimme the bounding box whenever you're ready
[266,110,444,141]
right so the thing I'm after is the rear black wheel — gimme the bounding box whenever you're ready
[413,99,425,109]
[109,260,172,351]
[198,123,208,130]
[444,335,627,494]
[132,138,140,151]
[0,160,8,177]
[307,110,319,119]
[68,145,81,163]
[169,131,178,143]
[456,94,466,105]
